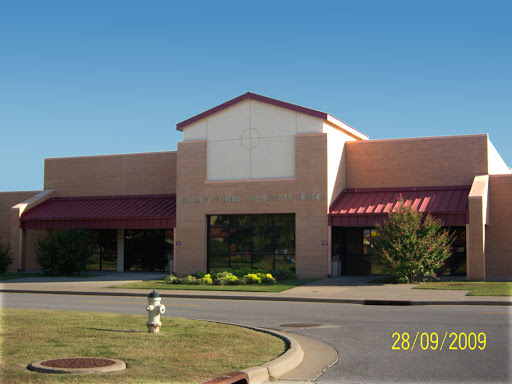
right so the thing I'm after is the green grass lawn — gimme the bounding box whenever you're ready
[109,278,318,293]
[0,308,285,384]
[0,272,102,281]
[413,281,512,296]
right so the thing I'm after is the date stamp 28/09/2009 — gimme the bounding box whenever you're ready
[392,332,486,351]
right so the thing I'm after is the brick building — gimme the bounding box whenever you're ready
[1,92,511,280]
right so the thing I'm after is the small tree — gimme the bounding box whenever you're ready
[36,230,95,275]
[0,241,13,275]
[372,198,453,283]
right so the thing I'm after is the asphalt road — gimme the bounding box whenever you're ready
[1,293,510,384]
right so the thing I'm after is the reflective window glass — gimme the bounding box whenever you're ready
[276,227,295,254]
[209,254,229,268]
[208,227,229,254]
[275,214,294,226]
[230,254,251,269]
[229,215,251,226]
[209,215,230,226]
[275,255,295,270]
[251,254,274,270]
[124,229,171,272]
[253,215,273,226]
[230,227,251,254]
[253,227,274,253]
[207,214,295,272]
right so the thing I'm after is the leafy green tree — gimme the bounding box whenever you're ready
[0,241,13,275]
[372,198,453,283]
[36,230,95,275]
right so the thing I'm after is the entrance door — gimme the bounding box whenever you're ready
[332,227,372,275]
[124,229,173,272]
[87,230,117,271]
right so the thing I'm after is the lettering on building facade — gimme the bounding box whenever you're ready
[177,193,326,204]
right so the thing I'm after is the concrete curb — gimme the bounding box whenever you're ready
[240,328,304,384]
[197,321,304,384]
[202,371,249,384]
[1,289,511,306]
[27,357,126,374]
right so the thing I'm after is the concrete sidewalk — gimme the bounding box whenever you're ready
[0,272,510,306]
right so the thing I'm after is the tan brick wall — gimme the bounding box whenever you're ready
[175,141,208,275]
[485,175,512,279]
[9,190,54,272]
[23,230,47,271]
[345,135,489,188]
[0,191,40,247]
[175,135,330,278]
[44,151,177,197]
[1,191,41,271]
[295,134,329,278]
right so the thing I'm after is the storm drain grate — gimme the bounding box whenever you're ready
[280,323,321,328]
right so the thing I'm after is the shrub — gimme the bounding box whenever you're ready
[164,271,274,285]
[241,273,262,284]
[228,267,268,278]
[240,272,276,285]
[372,197,453,283]
[164,275,180,284]
[0,241,13,275]
[215,271,239,285]
[182,275,201,284]
[261,273,276,284]
[36,230,95,275]
[273,268,296,281]
[202,274,213,284]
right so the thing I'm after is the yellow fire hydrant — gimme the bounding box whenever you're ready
[146,290,165,333]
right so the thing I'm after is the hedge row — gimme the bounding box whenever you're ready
[164,267,296,285]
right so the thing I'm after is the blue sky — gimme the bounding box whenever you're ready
[1,0,511,191]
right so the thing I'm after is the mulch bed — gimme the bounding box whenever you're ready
[40,358,116,369]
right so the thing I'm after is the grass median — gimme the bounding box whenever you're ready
[413,281,512,296]
[109,278,318,292]
[0,308,285,383]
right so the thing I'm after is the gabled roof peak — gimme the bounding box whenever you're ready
[176,92,368,140]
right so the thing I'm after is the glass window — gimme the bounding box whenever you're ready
[336,228,372,275]
[251,254,274,270]
[207,214,295,273]
[209,254,229,269]
[438,226,466,276]
[275,255,295,270]
[335,226,466,276]
[253,227,274,253]
[230,227,251,254]
[208,227,229,254]
[275,214,295,226]
[253,215,273,226]
[209,215,230,226]
[124,229,171,272]
[230,254,251,269]
[276,227,295,254]
[165,229,174,261]
[229,215,251,226]
[87,230,117,271]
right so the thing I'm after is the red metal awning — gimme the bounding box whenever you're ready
[20,194,176,230]
[329,186,470,226]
